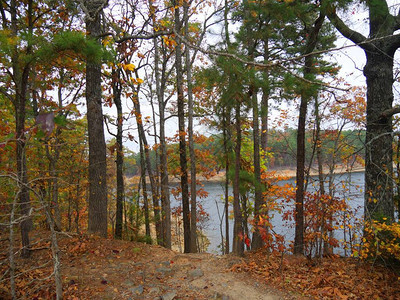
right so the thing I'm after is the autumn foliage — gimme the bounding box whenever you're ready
[232,249,400,300]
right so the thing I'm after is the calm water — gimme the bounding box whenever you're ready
[171,171,365,254]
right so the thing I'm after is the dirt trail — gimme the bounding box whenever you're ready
[151,252,284,300]
[60,237,292,300]
[0,232,296,299]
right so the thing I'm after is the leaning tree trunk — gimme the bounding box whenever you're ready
[133,94,163,243]
[85,0,108,237]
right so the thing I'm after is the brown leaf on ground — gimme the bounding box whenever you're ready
[0,231,294,299]
[232,249,400,300]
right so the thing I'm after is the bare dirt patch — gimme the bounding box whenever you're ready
[0,232,295,299]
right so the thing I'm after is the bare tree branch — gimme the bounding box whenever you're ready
[98,30,171,42]
[380,105,400,119]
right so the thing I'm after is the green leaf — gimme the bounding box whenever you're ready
[4,144,13,152]
[35,129,45,139]
[54,115,67,126]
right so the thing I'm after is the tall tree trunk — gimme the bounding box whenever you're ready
[326,0,398,223]
[132,95,163,243]
[222,0,232,255]
[85,0,108,237]
[158,95,171,248]
[174,2,191,253]
[364,53,394,221]
[396,138,400,215]
[314,99,325,196]
[113,69,124,239]
[46,145,61,231]
[222,110,230,254]
[11,0,32,258]
[251,89,263,250]
[294,13,325,255]
[150,0,171,247]
[233,102,244,256]
[294,87,307,256]
[139,138,151,240]
[260,70,269,251]
[184,2,198,253]
[314,96,332,256]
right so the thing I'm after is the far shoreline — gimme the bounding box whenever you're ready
[126,165,365,185]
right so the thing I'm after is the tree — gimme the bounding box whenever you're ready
[184,0,198,253]
[110,67,124,239]
[325,0,397,222]
[82,0,108,237]
[0,0,85,257]
[174,0,191,253]
[149,0,173,248]
[293,11,326,255]
[6,0,34,258]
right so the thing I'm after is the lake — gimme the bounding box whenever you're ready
[172,171,365,254]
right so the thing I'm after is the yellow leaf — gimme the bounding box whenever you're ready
[123,63,136,71]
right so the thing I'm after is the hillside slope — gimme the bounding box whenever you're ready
[0,232,293,299]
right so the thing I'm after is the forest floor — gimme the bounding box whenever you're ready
[1,231,399,299]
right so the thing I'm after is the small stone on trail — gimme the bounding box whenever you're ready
[156,266,173,275]
[130,284,144,295]
[188,268,204,279]
[160,261,171,267]
[124,280,135,287]
[160,290,177,300]
[149,286,161,294]
[212,292,230,300]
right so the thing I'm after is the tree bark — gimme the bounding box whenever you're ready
[184,2,198,253]
[139,138,151,240]
[326,0,399,222]
[11,0,33,258]
[294,13,325,255]
[174,2,191,253]
[364,53,394,221]
[150,0,172,247]
[294,87,307,255]
[112,69,124,239]
[85,0,108,237]
[222,109,231,254]
[233,102,244,256]
[132,95,163,243]
[223,0,231,255]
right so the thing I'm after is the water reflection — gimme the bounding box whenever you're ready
[171,171,365,255]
